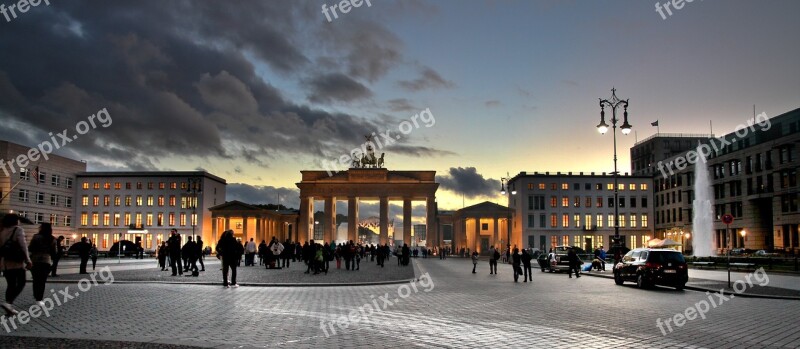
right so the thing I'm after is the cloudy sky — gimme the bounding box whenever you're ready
[1,0,798,217]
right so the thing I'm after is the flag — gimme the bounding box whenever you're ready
[651,120,659,127]
[31,166,40,184]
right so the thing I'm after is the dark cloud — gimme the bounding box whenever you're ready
[226,183,299,209]
[306,73,372,104]
[436,167,500,199]
[397,67,455,92]
[0,1,450,171]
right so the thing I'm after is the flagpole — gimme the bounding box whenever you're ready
[0,178,25,205]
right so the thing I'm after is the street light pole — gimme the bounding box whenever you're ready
[500,172,517,255]
[597,88,632,256]
[187,177,203,242]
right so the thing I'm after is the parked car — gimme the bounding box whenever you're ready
[538,246,583,273]
[613,248,688,290]
[754,250,779,257]
[107,240,140,257]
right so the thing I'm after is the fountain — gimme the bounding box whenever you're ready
[692,142,716,256]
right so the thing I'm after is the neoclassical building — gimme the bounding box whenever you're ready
[436,201,512,255]
[209,201,298,244]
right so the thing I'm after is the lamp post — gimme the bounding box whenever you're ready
[597,88,632,255]
[684,232,691,254]
[500,172,516,257]
[187,177,203,241]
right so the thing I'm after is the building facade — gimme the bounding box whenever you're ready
[0,140,86,241]
[74,171,226,251]
[647,108,800,254]
[507,172,654,252]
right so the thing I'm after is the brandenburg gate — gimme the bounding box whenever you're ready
[296,168,439,246]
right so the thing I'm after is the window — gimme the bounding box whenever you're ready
[528,215,535,228]
[146,214,153,226]
[596,214,603,228]
[180,213,187,226]
[50,214,58,225]
[81,213,89,226]
[50,194,58,206]
[92,213,99,226]
[51,174,60,186]
[539,214,545,228]
[584,214,592,228]
[65,197,72,208]
[93,182,100,189]
[642,198,648,208]
[125,196,132,206]
[18,189,29,202]
[630,197,636,208]
[619,196,626,208]
[114,196,121,206]
[562,214,569,228]
[550,196,557,208]
[169,196,176,207]
[147,196,154,206]
[585,183,591,190]
[64,216,72,227]
[585,197,592,208]
[158,196,165,207]
[136,196,143,206]
[159,182,166,189]
[574,196,580,207]
[103,213,110,226]
[126,182,132,190]
[171,182,178,189]
[169,213,175,226]
[82,182,90,190]
[65,178,73,189]
[641,214,648,228]
[595,183,602,190]
[93,195,99,206]
[148,182,154,190]
[135,213,142,228]
[608,197,614,207]
[596,197,603,207]
[574,214,580,228]
[114,182,122,190]
[103,195,110,206]
[36,192,45,204]
[124,213,131,226]
[19,168,30,181]
[157,213,163,226]
[573,183,580,190]
[136,182,143,190]
[640,184,648,191]
[607,183,614,190]
[38,171,46,184]
[113,213,120,226]
[618,183,625,191]
[550,214,557,227]
[619,215,626,227]
[561,196,569,207]
[103,182,111,190]
[82,195,89,206]
[608,214,615,227]
[629,183,636,190]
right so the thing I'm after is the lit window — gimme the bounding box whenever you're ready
[630,214,637,228]
[82,196,89,206]
[538,183,545,190]
[82,182,89,189]
[550,214,557,227]
[92,213,99,226]
[114,196,121,206]
[561,183,569,190]
[596,214,603,228]
[146,214,153,226]
[93,196,99,206]
[81,213,88,226]
[619,215,626,227]
[561,196,569,207]
[562,214,569,228]
[574,214,580,228]
[629,184,636,190]
[641,214,648,228]
[147,196,154,206]
[640,184,648,191]
[103,213,110,226]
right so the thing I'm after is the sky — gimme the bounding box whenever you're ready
[1,0,799,219]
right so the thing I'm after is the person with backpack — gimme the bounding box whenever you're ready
[470,250,479,273]
[216,230,243,288]
[489,246,499,275]
[28,223,56,306]
[0,214,32,316]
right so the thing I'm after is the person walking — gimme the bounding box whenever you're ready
[567,247,581,278]
[157,242,168,271]
[50,236,65,277]
[270,238,284,269]
[1,214,32,316]
[489,246,499,275]
[245,238,257,266]
[196,237,205,272]
[471,250,479,273]
[521,249,533,283]
[184,236,199,275]
[216,230,243,288]
[28,222,56,306]
[303,240,314,274]
[511,248,521,283]
[257,240,267,266]
[168,229,183,276]
[90,243,98,270]
[73,237,91,274]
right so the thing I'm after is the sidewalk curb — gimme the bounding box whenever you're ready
[581,272,800,300]
[44,277,418,288]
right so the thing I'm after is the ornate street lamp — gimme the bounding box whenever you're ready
[187,177,203,241]
[597,88,632,255]
[500,172,516,255]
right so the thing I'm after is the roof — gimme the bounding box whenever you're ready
[77,170,226,184]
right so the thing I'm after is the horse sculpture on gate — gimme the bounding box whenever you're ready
[351,134,386,169]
